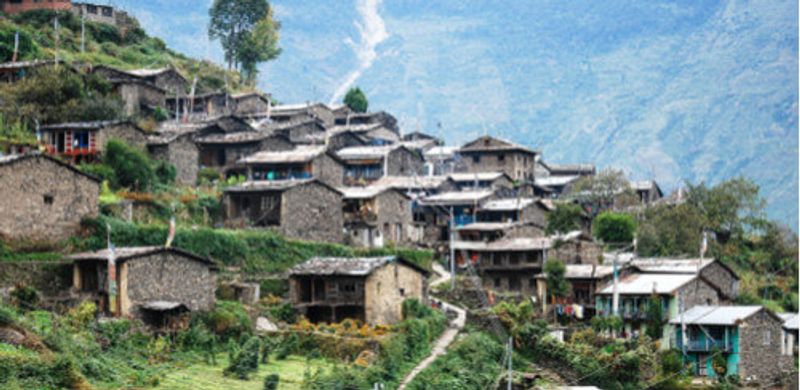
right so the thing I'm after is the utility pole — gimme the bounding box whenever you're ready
[53,16,60,64]
[12,31,19,64]
[449,206,456,290]
[81,12,86,53]
[506,337,513,390]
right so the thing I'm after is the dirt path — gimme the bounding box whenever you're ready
[397,263,466,390]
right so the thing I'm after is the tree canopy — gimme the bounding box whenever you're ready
[544,259,570,300]
[546,203,584,234]
[571,169,638,217]
[343,87,368,113]
[209,0,281,84]
[593,211,636,245]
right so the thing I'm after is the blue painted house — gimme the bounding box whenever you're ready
[670,305,787,384]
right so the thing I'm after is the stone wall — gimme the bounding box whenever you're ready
[234,96,269,115]
[376,190,413,246]
[678,278,720,310]
[739,311,785,385]
[97,122,149,152]
[328,131,366,152]
[258,135,294,152]
[0,156,99,243]
[700,262,738,301]
[312,153,345,187]
[123,252,216,317]
[387,148,425,177]
[148,135,199,185]
[280,182,343,243]
[0,261,73,296]
[364,262,425,325]
[115,83,166,117]
[461,150,535,182]
[550,239,602,265]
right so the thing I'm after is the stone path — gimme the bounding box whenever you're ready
[397,263,467,390]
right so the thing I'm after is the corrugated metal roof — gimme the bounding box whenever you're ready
[597,273,697,295]
[449,172,507,182]
[238,145,327,164]
[452,237,551,252]
[669,306,764,326]
[456,222,520,231]
[289,256,408,276]
[535,175,581,187]
[337,145,402,160]
[630,258,714,274]
[372,175,449,190]
[224,179,315,192]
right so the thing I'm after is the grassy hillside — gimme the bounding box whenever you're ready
[0,9,242,93]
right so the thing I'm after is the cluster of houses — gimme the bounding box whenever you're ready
[0,56,797,385]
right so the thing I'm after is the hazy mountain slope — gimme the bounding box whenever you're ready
[114,0,798,229]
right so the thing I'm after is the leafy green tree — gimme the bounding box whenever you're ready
[636,203,705,257]
[571,169,637,216]
[209,0,280,76]
[263,374,279,390]
[645,293,663,340]
[224,335,261,379]
[546,203,584,234]
[237,12,281,85]
[343,87,368,113]
[686,178,765,244]
[593,211,636,244]
[103,140,156,192]
[544,259,570,322]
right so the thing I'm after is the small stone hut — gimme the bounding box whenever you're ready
[288,256,429,325]
[0,153,99,243]
[69,246,218,323]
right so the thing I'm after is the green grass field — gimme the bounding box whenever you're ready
[155,354,331,390]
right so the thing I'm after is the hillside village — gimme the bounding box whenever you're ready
[0,2,798,390]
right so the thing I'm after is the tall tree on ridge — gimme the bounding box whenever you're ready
[209,0,280,81]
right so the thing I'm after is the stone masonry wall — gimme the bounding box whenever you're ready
[364,263,425,325]
[0,261,73,297]
[739,311,785,385]
[163,135,198,185]
[376,190,413,246]
[0,156,99,242]
[678,278,720,310]
[387,148,425,177]
[97,123,149,152]
[124,252,216,317]
[461,150,535,182]
[700,262,738,301]
[280,182,343,243]
[313,153,345,187]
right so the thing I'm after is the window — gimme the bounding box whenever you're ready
[43,195,54,205]
[498,154,505,162]
[763,330,771,345]
[339,283,356,293]
[102,6,113,17]
[508,276,520,290]
[472,155,480,163]
[87,4,97,13]
[399,288,405,297]
[494,278,501,288]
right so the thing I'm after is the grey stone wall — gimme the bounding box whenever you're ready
[461,150,535,182]
[375,190,413,246]
[234,96,270,115]
[115,83,166,117]
[0,261,73,296]
[364,263,426,325]
[387,148,425,177]
[148,135,199,185]
[280,182,343,243]
[739,311,785,385]
[678,278,720,309]
[700,262,738,301]
[97,123,149,152]
[124,252,216,317]
[550,240,602,265]
[328,132,367,151]
[257,135,294,152]
[312,153,345,187]
[0,156,99,243]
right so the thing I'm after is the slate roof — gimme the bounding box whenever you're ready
[481,198,537,211]
[535,175,581,187]
[779,313,799,330]
[224,179,342,195]
[39,120,132,131]
[238,145,327,164]
[630,258,714,274]
[460,136,537,154]
[452,237,551,252]
[337,144,407,160]
[289,256,429,276]
[449,172,509,182]
[419,190,493,206]
[69,246,218,268]
[371,175,450,190]
[338,186,406,200]
[597,273,698,295]
[669,306,769,326]
[195,130,271,144]
[546,163,596,175]
[535,264,615,279]
[0,152,100,182]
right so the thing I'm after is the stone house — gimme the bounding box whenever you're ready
[237,145,344,186]
[416,189,495,244]
[111,79,167,116]
[548,230,603,265]
[403,131,443,146]
[41,120,149,163]
[337,144,425,185]
[631,180,664,204]
[670,306,789,385]
[339,186,414,248]
[534,175,582,198]
[195,129,293,177]
[288,256,428,325]
[334,111,400,137]
[93,65,188,96]
[324,129,369,152]
[0,60,62,83]
[534,264,620,319]
[0,153,99,243]
[222,179,343,243]
[453,237,551,296]
[459,136,538,183]
[165,91,229,120]
[69,246,218,324]
[595,273,722,344]
[630,258,740,302]
[147,131,200,185]
[253,102,339,127]
[229,92,271,115]
[72,2,136,27]
[259,118,328,145]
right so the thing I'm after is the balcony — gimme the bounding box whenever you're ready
[675,338,732,352]
[344,210,378,225]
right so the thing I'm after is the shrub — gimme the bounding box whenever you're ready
[79,163,116,183]
[593,211,636,244]
[224,336,261,380]
[10,285,39,311]
[274,333,299,360]
[154,160,176,186]
[546,203,584,234]
[66,301,97,329]
[263,373,279,390]
[0,306,16,326]
[197,167,222,185]
[199,301,252,341]
[269,303,296,324]
[104,139,156,191]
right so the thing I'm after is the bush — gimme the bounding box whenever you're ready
[104,139,156,191]
[263,373,279,390]
[79,163,116,183]
[224,336,261,380]
[200,301,252,341]
[0,306,17,326]
[269,303,296,324]
[154,160,176,186]
[546,203,584,234]
[11,285,39,311]
[197,167,222,185]
[593,211,636,244]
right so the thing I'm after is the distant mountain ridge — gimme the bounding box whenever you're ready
[113,0,798,229]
